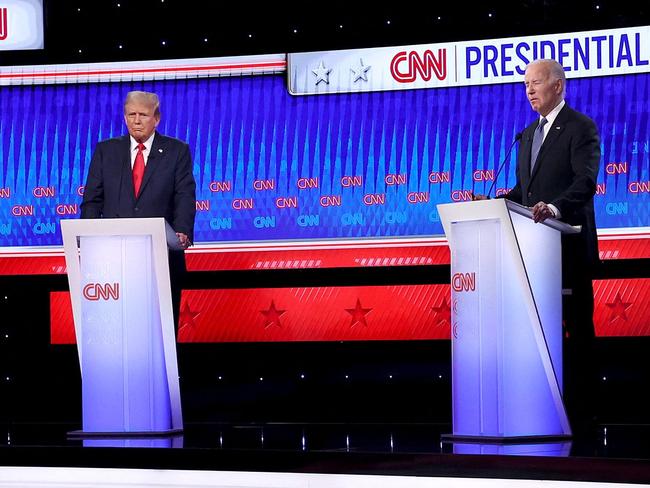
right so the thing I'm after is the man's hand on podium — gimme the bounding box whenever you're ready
[471,193,489,201]
[176,232,192,249]
[532,201,556,223]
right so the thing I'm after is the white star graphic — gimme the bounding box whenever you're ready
[312,61,332,85]
[350,59,371,82]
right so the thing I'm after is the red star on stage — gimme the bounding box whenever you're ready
[605,291,633,323]
[261,300,286,329]
[431,297,451,326]
[345,298,372,328]
[178,300,201,333]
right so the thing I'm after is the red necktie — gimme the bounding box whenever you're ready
[132,143,145,197]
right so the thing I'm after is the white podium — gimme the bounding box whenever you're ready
[437,199,579,441]
[61,218,183,436]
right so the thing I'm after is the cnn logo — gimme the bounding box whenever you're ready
[452,272,476,292]
[390,49,447,83]
[83,283,120,301]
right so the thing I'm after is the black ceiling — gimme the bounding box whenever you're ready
[1,0,648,66]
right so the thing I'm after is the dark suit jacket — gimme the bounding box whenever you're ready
[80,132,196,241]
[504,104,601,272]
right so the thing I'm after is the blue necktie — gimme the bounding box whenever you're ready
[530,117,547,174]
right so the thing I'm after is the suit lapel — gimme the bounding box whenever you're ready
[120,136,136,203]
[520,124,535,180]
[529,105,570,182]
[136,133,165,200]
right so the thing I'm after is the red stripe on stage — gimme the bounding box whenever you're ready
[50,278,650,343]
[50,285,453,344]
[0,256,67,275]
[186,245,451,270]
[3,234,650,276]
[0,244,450,275]
[50,291,76,345]
[593,279,650,337]
[598,237,650,260]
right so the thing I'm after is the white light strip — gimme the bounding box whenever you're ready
[0,466,639,488]
[186,236,450,253]
[0,54,286,86]
[596,227,650,239]
[0,236,449,257]
[3,228,650,258]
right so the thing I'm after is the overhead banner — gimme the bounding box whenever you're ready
[0,0,44,51]
[288,25,650,95]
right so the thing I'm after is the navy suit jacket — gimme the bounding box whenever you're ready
[80,132,196,243]
[504,104,601,270]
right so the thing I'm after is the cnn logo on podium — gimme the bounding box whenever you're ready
[83,283,120,301]
[452,272,476,292]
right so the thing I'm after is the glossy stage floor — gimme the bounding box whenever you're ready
[2,422,650,487]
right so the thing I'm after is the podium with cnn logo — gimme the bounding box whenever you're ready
[437,199,579,441]
[61,218,182,437]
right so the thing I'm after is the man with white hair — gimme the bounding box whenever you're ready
[81,90,196,330]
[503,59,601,433]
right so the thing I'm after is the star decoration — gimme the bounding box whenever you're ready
[350,58,371,82]
[178,300,201,333]
[261,300,286,329]
[605,292,633,323]
[431,297,451,326]
[312,61,332,85]
[345,298,372,328]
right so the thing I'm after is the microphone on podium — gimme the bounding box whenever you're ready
[482,131,523,199]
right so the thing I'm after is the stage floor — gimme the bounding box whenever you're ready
[2,422,650,485]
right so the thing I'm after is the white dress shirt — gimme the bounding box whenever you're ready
[538,99,565,143]
[538,99,565,218]
[129,133,155,169]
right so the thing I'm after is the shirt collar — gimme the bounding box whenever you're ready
[130,133,155,153]
[541,99,565,127]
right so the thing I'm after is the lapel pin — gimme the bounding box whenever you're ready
[556,126,561,130]
[158,149,163,153]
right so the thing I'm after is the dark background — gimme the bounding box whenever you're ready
[1,0,650,427]
[1,0,648,66]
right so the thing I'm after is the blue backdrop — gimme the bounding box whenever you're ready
[0,72,648,247]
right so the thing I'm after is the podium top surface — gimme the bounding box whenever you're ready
[437,200,581,236]
[504,201,581,234]
[60,218,184,250]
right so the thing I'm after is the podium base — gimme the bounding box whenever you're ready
[67,428,183,439]
[441,433,572,444]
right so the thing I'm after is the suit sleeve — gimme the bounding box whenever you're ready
[550,118,600,216]
[80,143,105,219]
[172,143,197,242]
[502,168,523,204]
[499,142,525,204]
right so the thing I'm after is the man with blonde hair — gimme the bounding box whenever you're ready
[81,90,196,329]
